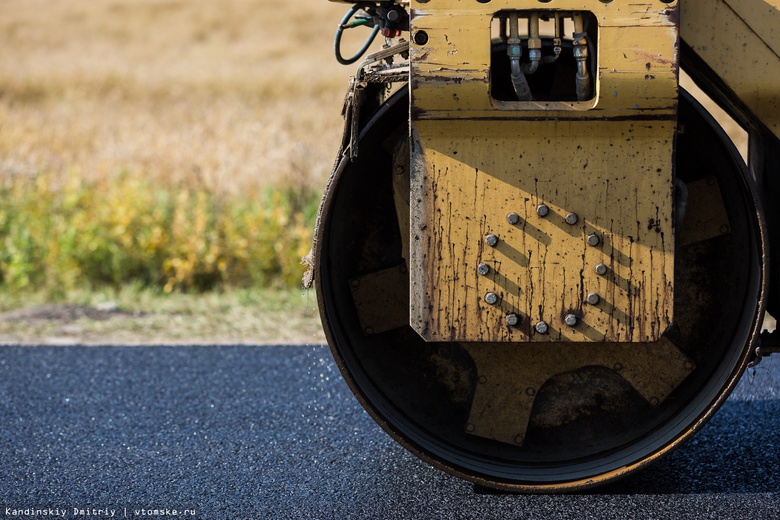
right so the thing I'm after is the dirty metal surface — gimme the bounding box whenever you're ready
[409,0,680,119]
[464,340,694,445]
[682,0,780,139]
[677,177,731,246]
[350,264,410,336]
[409,1,679,343]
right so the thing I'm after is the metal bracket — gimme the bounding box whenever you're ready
[751,329,780,366]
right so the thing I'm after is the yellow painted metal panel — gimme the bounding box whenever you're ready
[409,0,678,342]
[410,119,675,342]
[723,0,780,58]
[410,2,679,119]
[682,0,780,139]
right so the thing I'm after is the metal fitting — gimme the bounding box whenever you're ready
[506,313,520,327]
[506,12,532,101]
[587,233,600,246]
[485,292,498,305]
[535,321,549,334]
[522,13,542,75]
[586,292,600,305]
[565,212,579,225]
[477,263,490,276]
[536,204,549,217]
[565,314,578,327]
[506,212,520,225]
[485,234,498,247]
[572,14,592,101]
[595,263,608,276]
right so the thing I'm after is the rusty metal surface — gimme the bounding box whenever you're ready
[409,1,679,343]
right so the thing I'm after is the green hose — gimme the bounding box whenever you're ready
[334,2,380,65]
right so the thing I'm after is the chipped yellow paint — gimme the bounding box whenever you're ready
[410,1,679,119]
[682,0,780,139]
[409,1,678,343]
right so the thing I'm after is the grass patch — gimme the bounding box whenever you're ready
[0,171,318,296]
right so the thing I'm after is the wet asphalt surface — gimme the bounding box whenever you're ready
[0,345,778,519]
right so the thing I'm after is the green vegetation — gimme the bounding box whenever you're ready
[0,172,318,297]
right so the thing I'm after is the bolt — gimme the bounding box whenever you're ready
[466,423,475,432]
[506,313,520,326]
[506,212,520,225]
[587,233,600,246]
[414,30,429,46]
[649,397,660,407]
[514,434,525,445]
[478,376,487,384]
[485,234,498,247]
[364,326,374,335]
[565,212,579,225]
[535,321,549,334]
[536,204,549,217]
[485,292,498,305]
[586,292,601,305]
[477,263,490,276]
[395,165,403,173]
[565,314,578,327]
[595,263,608,276]
[525,387,535,396]
[613,363,623,371]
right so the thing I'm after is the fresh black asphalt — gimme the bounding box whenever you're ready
[0,345,778,519]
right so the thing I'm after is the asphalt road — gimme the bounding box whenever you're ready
[0,345,778,519]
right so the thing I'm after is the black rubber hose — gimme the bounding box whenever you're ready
[334,3,380,66]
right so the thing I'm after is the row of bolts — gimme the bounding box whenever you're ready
[480,204,605,333]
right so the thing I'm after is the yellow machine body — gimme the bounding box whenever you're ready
[682,0,780,140]
[409,1,678,343]
[317,0,776,492]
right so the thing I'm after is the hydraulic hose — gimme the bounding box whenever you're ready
[335,3,380,65]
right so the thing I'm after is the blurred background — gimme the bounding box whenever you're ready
[0,0,754,344]
[0,0,374,344]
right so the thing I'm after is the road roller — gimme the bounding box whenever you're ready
[308,0,780,491]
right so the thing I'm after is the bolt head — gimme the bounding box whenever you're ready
[536,204,549,217]
[587,233,600,246]
[564,314,578,327]
[586,292,600,305]
[485,292,498,305]
[565,212,579,225]
[506,212,520,225]
[506,313,520,326]
[477,263,490,276]
[485,234,498,247]
[413,30,429,46]
[595,263,608,276]
[535,321,549,334]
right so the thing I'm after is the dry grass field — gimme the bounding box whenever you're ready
[0,0,356,194]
